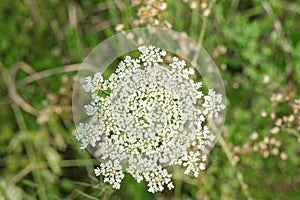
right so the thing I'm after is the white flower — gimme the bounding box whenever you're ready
[94,161,124,189]
[203,89,225,118]
[76,45,225,192]
[138,45,164,66]
[76,122,102,149]
[82,72,103,93]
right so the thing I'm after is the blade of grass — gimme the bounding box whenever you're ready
[11,104,47,200]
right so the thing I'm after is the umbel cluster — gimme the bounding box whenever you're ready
[76,45,225,193]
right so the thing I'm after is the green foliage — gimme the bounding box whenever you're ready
[0,0,299,199]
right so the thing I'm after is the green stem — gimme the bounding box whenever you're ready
[198,17,208,47]
[192,0,216,64]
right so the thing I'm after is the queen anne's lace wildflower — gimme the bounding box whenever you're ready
[76,45,225,193]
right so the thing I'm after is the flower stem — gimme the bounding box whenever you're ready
[198,17,208,47]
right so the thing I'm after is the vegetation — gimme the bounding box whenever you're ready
[0,0,299,199]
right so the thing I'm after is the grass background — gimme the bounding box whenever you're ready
[0,0,300,199]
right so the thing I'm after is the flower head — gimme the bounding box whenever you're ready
[76,45,225,192]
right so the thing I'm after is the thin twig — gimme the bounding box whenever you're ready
[10,61,45,86]
[0,62,39,116]
[18,63,81,87]
[10,61,37,75]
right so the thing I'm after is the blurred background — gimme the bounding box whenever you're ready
[0,0,300,199]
